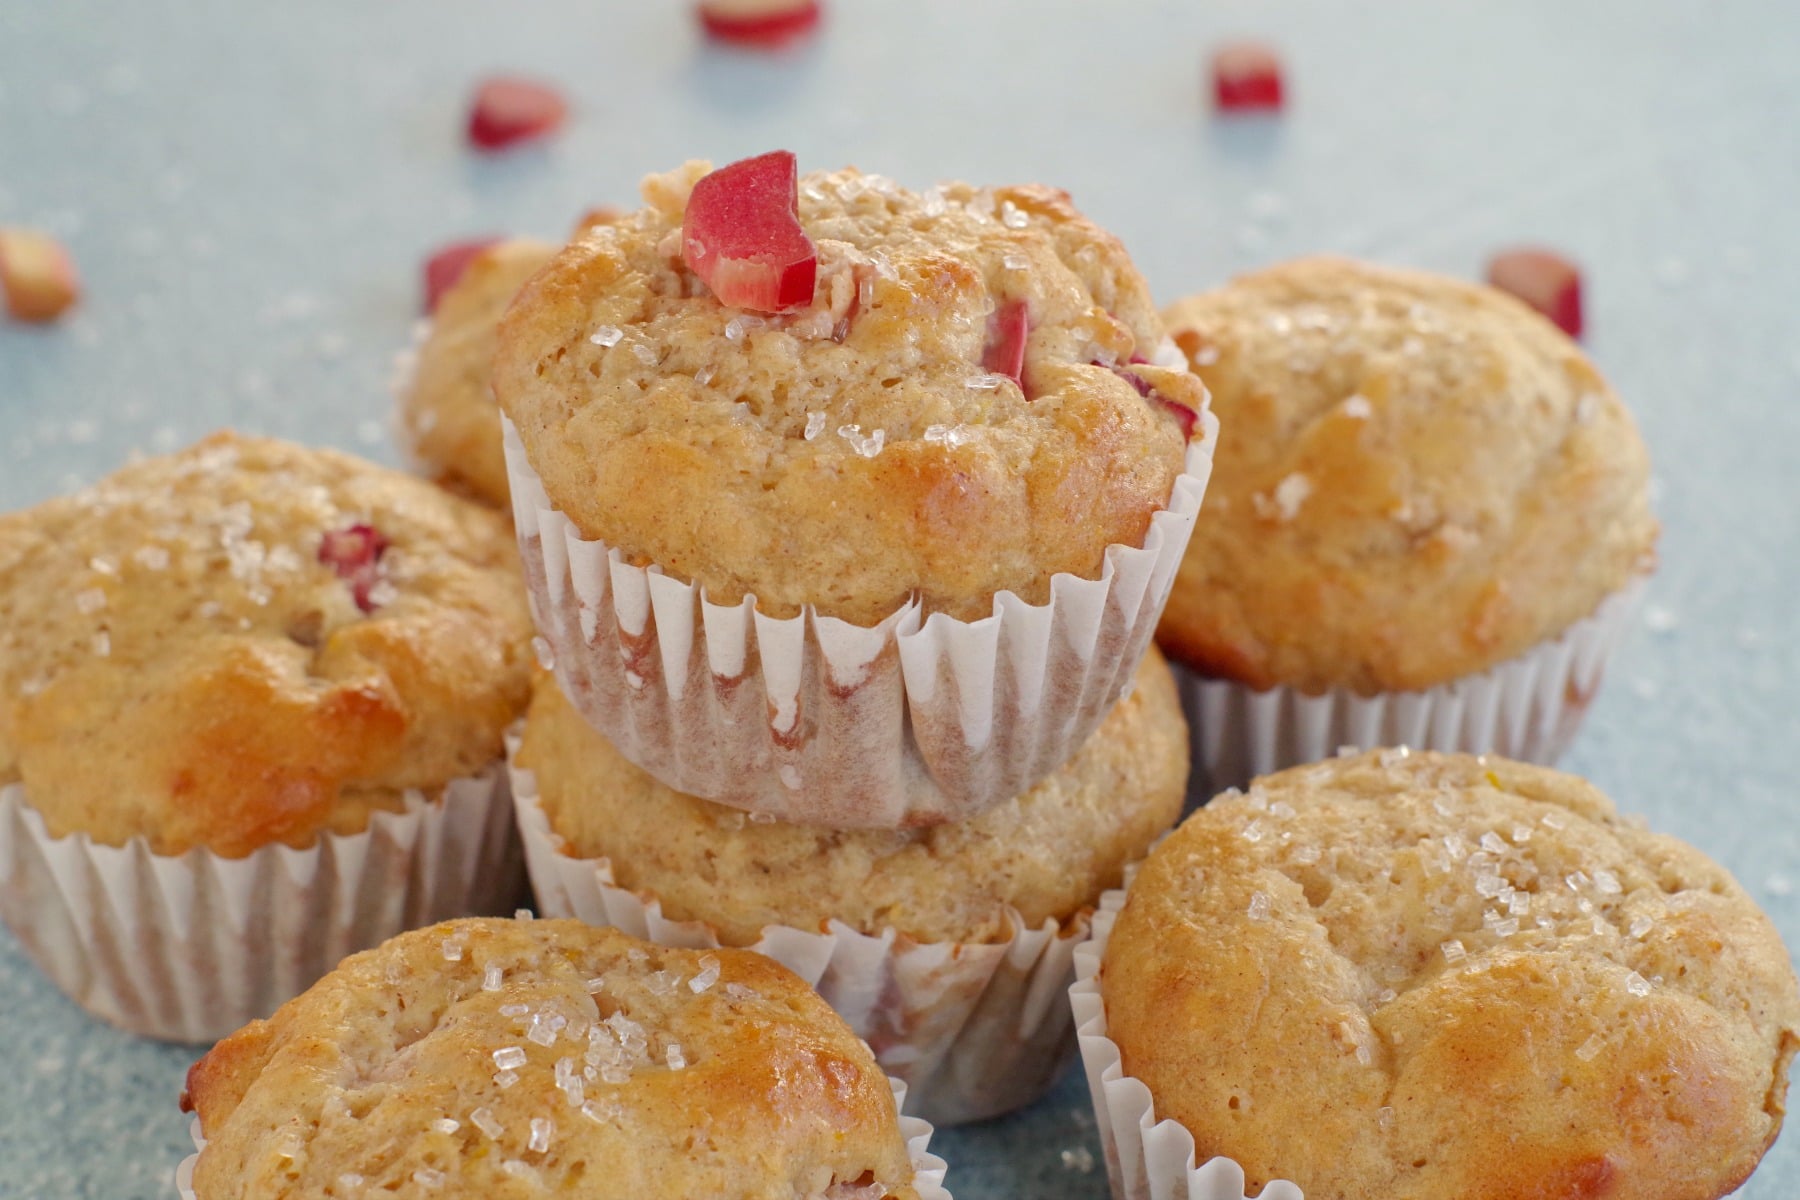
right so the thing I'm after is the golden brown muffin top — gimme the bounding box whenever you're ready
[0,433,532,856]
[518,649,1188,945]
[401,238,558,508]
[493,160,1203,625]
[1159,257,1656,694]
[183,918,920,1200]
[1104,750,1800,1200]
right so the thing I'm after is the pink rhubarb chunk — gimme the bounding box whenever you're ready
[982,300,1030,390]
[466,76,568,152]
[683,150,817,313]
[422,237,503,314]
[1096,358,1199,441]
[319,524,391,613]
[1211,41,1284,112]
[698,0,822,47]
[1486,248,1584,339]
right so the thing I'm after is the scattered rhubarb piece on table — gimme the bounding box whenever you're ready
[1486,248,1584,338]
[698,0,823,48]
[0,228,81,323]
[422,237,503,314]
[683,150,817,313]
[467,76,568,152]
[319,524,392,613]
[1211,41,1284,112]
[982,300,1031,390]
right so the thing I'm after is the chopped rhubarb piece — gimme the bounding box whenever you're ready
[422,237,503,314]
[1154,395,1199,440]
[1211,42,1284,112]
[0,228,80,323]
[683,150,817,312]
[466,76,568,152]
[1095,359,1198,440]
[1487,248,1584,339]
[319,523,392,613]
[982,300,1031,389]
[1114,368,1154,398]
[698,0,822,48]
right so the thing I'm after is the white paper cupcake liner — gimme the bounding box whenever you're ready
[1177,577,1646,798]
[503,407,1217,829]
[1072,888,1303,1200]
[0,766,522,1044]
[176,1076,952,1198]
[510,750,1084,1126]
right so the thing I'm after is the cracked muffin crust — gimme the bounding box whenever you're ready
[493,159,1204,625]
[516,648,1188,946]
[401,237,558,508]
[182,918,923,1200]
[0,433,533,857]
[1103,750,1800,1200]
[1159,257,1655,695]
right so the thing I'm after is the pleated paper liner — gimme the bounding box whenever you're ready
[1177,578,1646,798]
[510,750,1083,1127]
[0,766,522,1043]
[502,405,1217,830]
[1071,888,1303,1200]
[176,1076,952,1199]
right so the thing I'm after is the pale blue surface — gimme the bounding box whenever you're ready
[2,2,1798,1196]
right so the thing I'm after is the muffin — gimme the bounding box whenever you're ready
[1159,257,1655,789]
[1075,750,1800,1200]
[178,917,949,1199]
[512,649,1188,1123]
[400,237,557,507]
[493,154,1214,827]
[0,432,534,1040]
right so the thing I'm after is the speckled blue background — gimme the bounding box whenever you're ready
[2,2,1797,1196]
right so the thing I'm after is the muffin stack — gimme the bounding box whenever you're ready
[486,155,1216,1122]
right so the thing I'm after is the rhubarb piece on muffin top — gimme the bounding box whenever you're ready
[493,152,1205,626]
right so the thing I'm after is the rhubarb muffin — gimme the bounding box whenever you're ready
[513,650,1187,1122]
[1157,257,1655,783]
[1092,750,1800,1200]
[494,152,1203,624]
[180,918,944,1200]
[401,237,557,508]
[491,151,1212,828]
[0,432,534,1039]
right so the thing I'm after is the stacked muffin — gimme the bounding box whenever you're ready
[486,153,1215,1122]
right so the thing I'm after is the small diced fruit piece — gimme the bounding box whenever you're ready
[0,228,80,323]
[466,76,568,152]
[683,150,817,313]
[423,237,503,314]
[1486,249,1584,339]
[1096,359,1199,440]
[1154,395,1199,441]
[697,0,822,48]
[319,524,391,613]
[982,300,1031,389]
[1211,41,1284,112]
